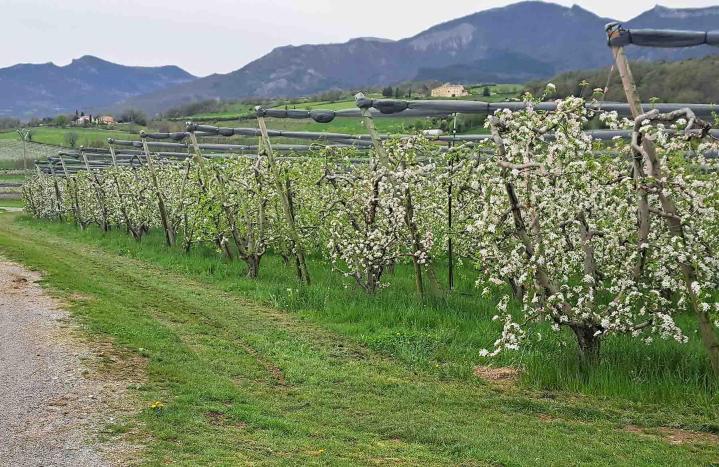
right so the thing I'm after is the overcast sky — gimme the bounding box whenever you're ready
[2,0,718,76]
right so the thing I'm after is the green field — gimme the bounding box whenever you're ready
[0,198,23,208]
[260,115,441,135]
[0,172,25,202]
[0,173,26,183]
[0,140,60,169]
[0,213,716,465]
[0,89,519,156]
[180,86,523,131]
[467,83,526,101]
[183,96,382,120]
[0,127,138,148]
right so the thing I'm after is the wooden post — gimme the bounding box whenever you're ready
[47,161,64,221]
[607,23,719,376]
[187,125,233,257]
[59,155,82,228]
[354,94,427,296]
[447,113,458,290]
[607,25,643,119]
[256,107,311,285]
[81,146,110,231]
[108,142,117,167]
[355,93,387,165]
[25,165,39,215]
[107,140,136,237]
[22,134,27,172]
[141,133,175,246]
[79,146,90,172]
[187,129,206,170]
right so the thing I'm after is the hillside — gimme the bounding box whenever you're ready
[121,2,719,115]
[0,56,195,118]
[526,54,719,104]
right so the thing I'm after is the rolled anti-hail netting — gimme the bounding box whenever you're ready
[607,24,719,48]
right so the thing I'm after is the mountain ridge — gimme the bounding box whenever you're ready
[121,1,719,115]
[4,1,719,118]
[0,55,195,118]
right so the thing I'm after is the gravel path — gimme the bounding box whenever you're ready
[0,260,136,466]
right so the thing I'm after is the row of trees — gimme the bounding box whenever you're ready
[526,55,719,104]
[6,109,148,130]
[23,96,719,372]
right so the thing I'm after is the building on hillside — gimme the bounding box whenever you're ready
[75,115,92,125]
[431,83,469,98]
[99,115,115,125]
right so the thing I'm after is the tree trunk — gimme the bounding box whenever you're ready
[508,278,525,302]
[365,267,379,295]
[246,255,261,279]
[572,325,601,368]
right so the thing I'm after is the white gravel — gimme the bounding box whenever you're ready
[0,260,135,466]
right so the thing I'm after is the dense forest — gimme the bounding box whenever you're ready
[526,55,719,103]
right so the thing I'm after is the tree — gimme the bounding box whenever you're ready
[54,115,69,127]
[460,95,718,367]
[64,131,79,148]
[483,86,491,97]
[0,117,21,130]
[16,128,31,171]
[120,109,147,126]
[21,95,719,375]
[317,89,343,102]
[382,86,394,98]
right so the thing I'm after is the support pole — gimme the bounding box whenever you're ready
[187,128,206,170]
[141,132,175,246]
[81,146,110,231]
[108,143,117,167]
[22,134,27,172]
[187,125,232,256]
[607,27,643,119]
[59,155,82,228]
[447,113,458,290]
[606,23,719,376]
[47,161,64,221]
[355,93,387,166]
[107,140,135,237]
[256,108,310,284]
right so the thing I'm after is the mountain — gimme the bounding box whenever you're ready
[526,54,719,104]
[0,56,196,118]
[124,2,719,115]
[11,2,719,117]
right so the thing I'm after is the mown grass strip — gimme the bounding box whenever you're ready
[0,214,717,465]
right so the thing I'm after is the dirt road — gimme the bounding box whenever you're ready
[0,259,137,466]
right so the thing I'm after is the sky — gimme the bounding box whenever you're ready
[2,0,718,76]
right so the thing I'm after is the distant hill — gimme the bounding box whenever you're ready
[0,56,195,118]
[121,2,719,115]
[526,55,719,104]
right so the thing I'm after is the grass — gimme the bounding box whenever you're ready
[0,213,717,464]
[183,112,434,135]
[0,198,23,208]
[467,83,526,102]
[0,171,23,203]
[0,174,26,183]
[11,216,718,407]
[0,127,138,148]
[261,116,435,135]
[180,87,523,133]
[273,99,358,111]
